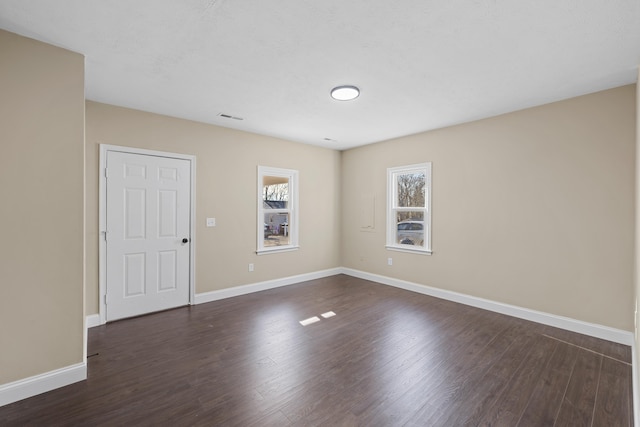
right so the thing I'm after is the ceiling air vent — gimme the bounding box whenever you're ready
[217,113,243,120]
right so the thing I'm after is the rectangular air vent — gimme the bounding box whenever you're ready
[217,113,243,120]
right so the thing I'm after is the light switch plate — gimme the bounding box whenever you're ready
[206,218,216,227]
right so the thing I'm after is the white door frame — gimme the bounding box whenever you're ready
[99,144,196,324]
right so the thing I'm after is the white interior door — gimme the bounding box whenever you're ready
[105,151,191,321]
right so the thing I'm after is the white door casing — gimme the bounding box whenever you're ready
[99,145,195,323]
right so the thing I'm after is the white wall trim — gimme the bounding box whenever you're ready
[86,314,101,329]
[633,343,639,426]
[0,363,86,407]
[341,268,634,346]
[58,268,638,410]
[94,263,634,345]
[99,144,196,324]
[195,268,342,305]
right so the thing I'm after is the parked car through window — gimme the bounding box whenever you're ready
[397,220,424,245]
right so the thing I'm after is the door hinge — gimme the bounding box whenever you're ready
[103,231,108,241]
[104,294,108,305]
[104,168,109,178]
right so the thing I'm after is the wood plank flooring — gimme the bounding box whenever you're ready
[0,275,633,426]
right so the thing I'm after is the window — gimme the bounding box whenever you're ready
[386,163,432,253]
[257,166,299,253]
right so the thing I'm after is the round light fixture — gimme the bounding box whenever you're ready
[330,85,360,101]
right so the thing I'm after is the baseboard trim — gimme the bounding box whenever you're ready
[93,266,633,345]
[0,363,86,407]
[10,268,627,409]
[341,268,634,346]
[195,267,343,305]
[11,269,631,409]
[633,344,639,426]
[86,314,101,329]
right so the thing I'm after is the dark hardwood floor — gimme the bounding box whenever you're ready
[0,275,633,426]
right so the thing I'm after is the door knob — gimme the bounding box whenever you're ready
[182,238,189,244]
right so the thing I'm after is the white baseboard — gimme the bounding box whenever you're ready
[0,363,86,407]
[195,267,343,305]
[95,265,632,346]
[341,267,634,346]
[6,268,632,409]
[633,344,639,426]
[86,314,101,329]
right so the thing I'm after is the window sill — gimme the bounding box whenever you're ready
[256,245,300,255]
[385,245,432,255]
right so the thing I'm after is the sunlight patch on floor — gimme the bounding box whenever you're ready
[299,316,321,326]
[299,311,337,326]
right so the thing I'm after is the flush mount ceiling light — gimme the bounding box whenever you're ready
[330,85,360,101]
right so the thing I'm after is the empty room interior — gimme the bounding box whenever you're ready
[1,1,640,425]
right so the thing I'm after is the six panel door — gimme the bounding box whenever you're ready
[105,151,191,321]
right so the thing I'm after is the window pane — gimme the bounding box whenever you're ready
[263,212,290,247]
[396,211,424,246]
[263,177,289,210]
[387,163,431,252]
[258,166,299,253]
[396,172,425,208]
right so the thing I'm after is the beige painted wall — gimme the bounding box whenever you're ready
[85,102,342,315]
[0,30,85,384]
[342,85,636,331]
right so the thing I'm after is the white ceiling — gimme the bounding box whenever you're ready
[1,1,639,150]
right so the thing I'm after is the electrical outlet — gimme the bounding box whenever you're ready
[248,263,254,272]
[387,257,393,266]
[206,218,216,227]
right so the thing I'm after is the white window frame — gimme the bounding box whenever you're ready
[386,162,432,254]
[257,166,299,254]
